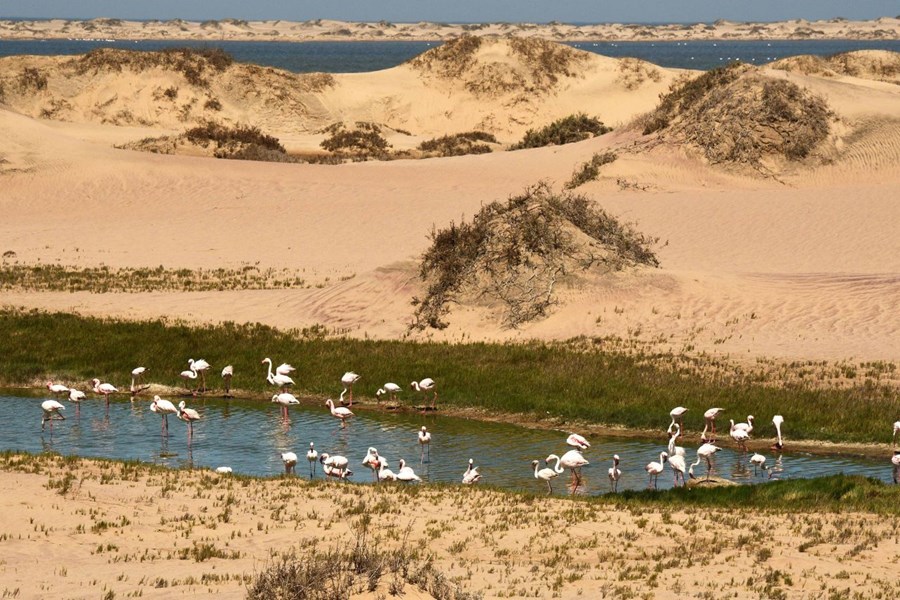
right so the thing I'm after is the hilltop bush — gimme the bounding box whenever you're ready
[513,113,612,149]
[71,47,233,88]
[417,131,498,157]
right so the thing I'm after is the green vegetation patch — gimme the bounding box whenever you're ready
[565,151,618,189]
[320,121,391,160]
[513,113,612,150]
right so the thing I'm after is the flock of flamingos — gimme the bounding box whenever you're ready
[35,358,900,492]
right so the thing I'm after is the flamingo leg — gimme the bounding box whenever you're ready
[546,480,552,495]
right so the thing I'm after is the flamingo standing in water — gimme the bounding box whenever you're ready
[772,415,785,450]
[688,443,721,481]
[396,459,422,483]
[177,400,201,441]
[376,383,401,403]
[668,406,688,434]
[130,367,149,396]
[306,442,318,478]
[362,447,382,482]
[462,459,481,484]
[532,459,558,494]
[703,407,724,440]
[410,378,437,411]
[608,455,622,493]
[750,452,767,476]
[261,358,295,392]
[325,398,353,428]
[281,452,298,475]
[91,378,118,409]
[645,451,669,490]
[566,433,590,450]
[67,388,86,416]
[188,359,211,392]
[221,365,234,398]
[150,395,178,435]
[668,452,687,487]
[892,451,900,484]
[272,393,300,421]
[893,421,900,448]
[732,416,754,434]
[547,450,590,492]
[668,423,687,458]
[46,382,69,399]
[418,426,432,462]
[41,400,65,432]
[340,372,361,407]
[730,425,750,452]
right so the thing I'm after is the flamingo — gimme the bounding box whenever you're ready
[894,421,900,448]
[668,423,687,457]
[179,368,199,395]
[892,451,900,484]
[378,457,397,482]
[150,395,178,435]
[46,382,69,398]
[188,359,211,392]
[325,398,353,428]
[566,433,591,450]
[608,455,622,493]
[319,453,352,479]
[91,378,118,408]
[306,442,318,478]
[772,415,785,450]
[418,426,432,463]
[669,452,687,487]
[688,443,721,481]
[462,458,481,485]
[750,453,767,475]
[732,415,754,434]
[645,451,668,490]
[67,388,86,416]
[396,459,422,483]
[376,382,401,403]
[177,400,201,441]
[281,452,298,475]
[215,466,233,475]
[668,406,688,434]
[532,459,559,494]
[730,426,750,452]
[362,447,382,482]
[130,367,149,396]
[41,399,65,432]
[410,378,437,411]
[221,365,234,398]
[262,358,294,392]
[703,407,724,439]
[340,372,361,406]
[272,393,300,421]
[547,450,590,492]
[275,362,296,376]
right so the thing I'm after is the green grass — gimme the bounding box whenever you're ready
[0,308,895,444]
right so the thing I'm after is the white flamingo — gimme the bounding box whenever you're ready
[41,399,65,432]
[462,458,481,485]
[130,367,149,395]
[281,452,298,475]
[340,372,361,406]
[668,423,687,458]
[547,450,590,492]
[306,442,318,478]
[188,359,211,392]
[319,453,352,479]
[376,382,401,403]
[91,378,118,408]
[378,457,397,482]
[221,365,234,397]
[688,443,721,481]
[67,388,86,416]
[608,455,622,493]
[272,393,300,420]
[732,415,754,434]
[772,415,785,450]
[410,378,437,410]
[275,362,295,376]
[892,452,900,484]
[325,398,353,428]
[669,452,687,487]
[566,433,591,450]
[750,453,767,475]
[703,407,724,439]
[362,447,382,482]
[893,421,900,448]
[419,426,432,462]
[730,426,751,452]
[150,395,178,435]
[179,368,199,394]
[261,358,295,392]
[396,459,422,483]
[532,459,559,494]
[645,451,668,490]
[668,406,688,433]
[177,400,201,440]
[215,466,233,475]
[46,382,68,398]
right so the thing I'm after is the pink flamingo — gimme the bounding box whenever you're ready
[46,382,69,399]
[41,400,65,432]
[91,378,118,409]
[272,393,300,421]
[150,395,178,435]
[177,400,201,441]
[325,398,353,428]
[67,388,86,417]
[410,378,437,411]
[340,371,361,407]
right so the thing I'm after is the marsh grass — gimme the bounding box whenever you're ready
[0,310,896,444]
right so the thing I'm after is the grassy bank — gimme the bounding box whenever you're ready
[0,309,896,444]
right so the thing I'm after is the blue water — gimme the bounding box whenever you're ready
[5,391,894,495]
[1,38,898,71]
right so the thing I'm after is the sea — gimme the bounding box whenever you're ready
[1,38,898,72]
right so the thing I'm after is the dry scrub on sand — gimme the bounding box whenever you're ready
[769,49,900,85]
[3,453,900,600]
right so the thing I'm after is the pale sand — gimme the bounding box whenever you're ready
[0,16,898,42]
[1,454,898,600]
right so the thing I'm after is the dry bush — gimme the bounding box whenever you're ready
[320,121,391,159]
[185,121,285,153]
[70,47,233,88]
[564,151,618,189]
[413,181,658,329]
[18,67,48,92]
[616,57,662,90]
[417,131,498,157]
[408,35,483,79]
[513,113,612,149]
[507,37,588,86]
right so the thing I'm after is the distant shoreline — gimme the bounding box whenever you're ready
[1,16,897,43]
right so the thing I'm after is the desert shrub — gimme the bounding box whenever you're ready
[225,144,302,163]
[413,181,658,329]
[184,121,284,153]
[417,131,498,157]
[513,113,612,149]
[72,47,233,88]
[508,37,587,86]
[408,35,483,79]
[320,122,390,159]
[18,67,48,92]
[564,151,618,189]
[300,72,336,92]
[162,86,178,100]
[203,97,222,111]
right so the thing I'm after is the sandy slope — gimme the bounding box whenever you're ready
[1,45,899,365]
